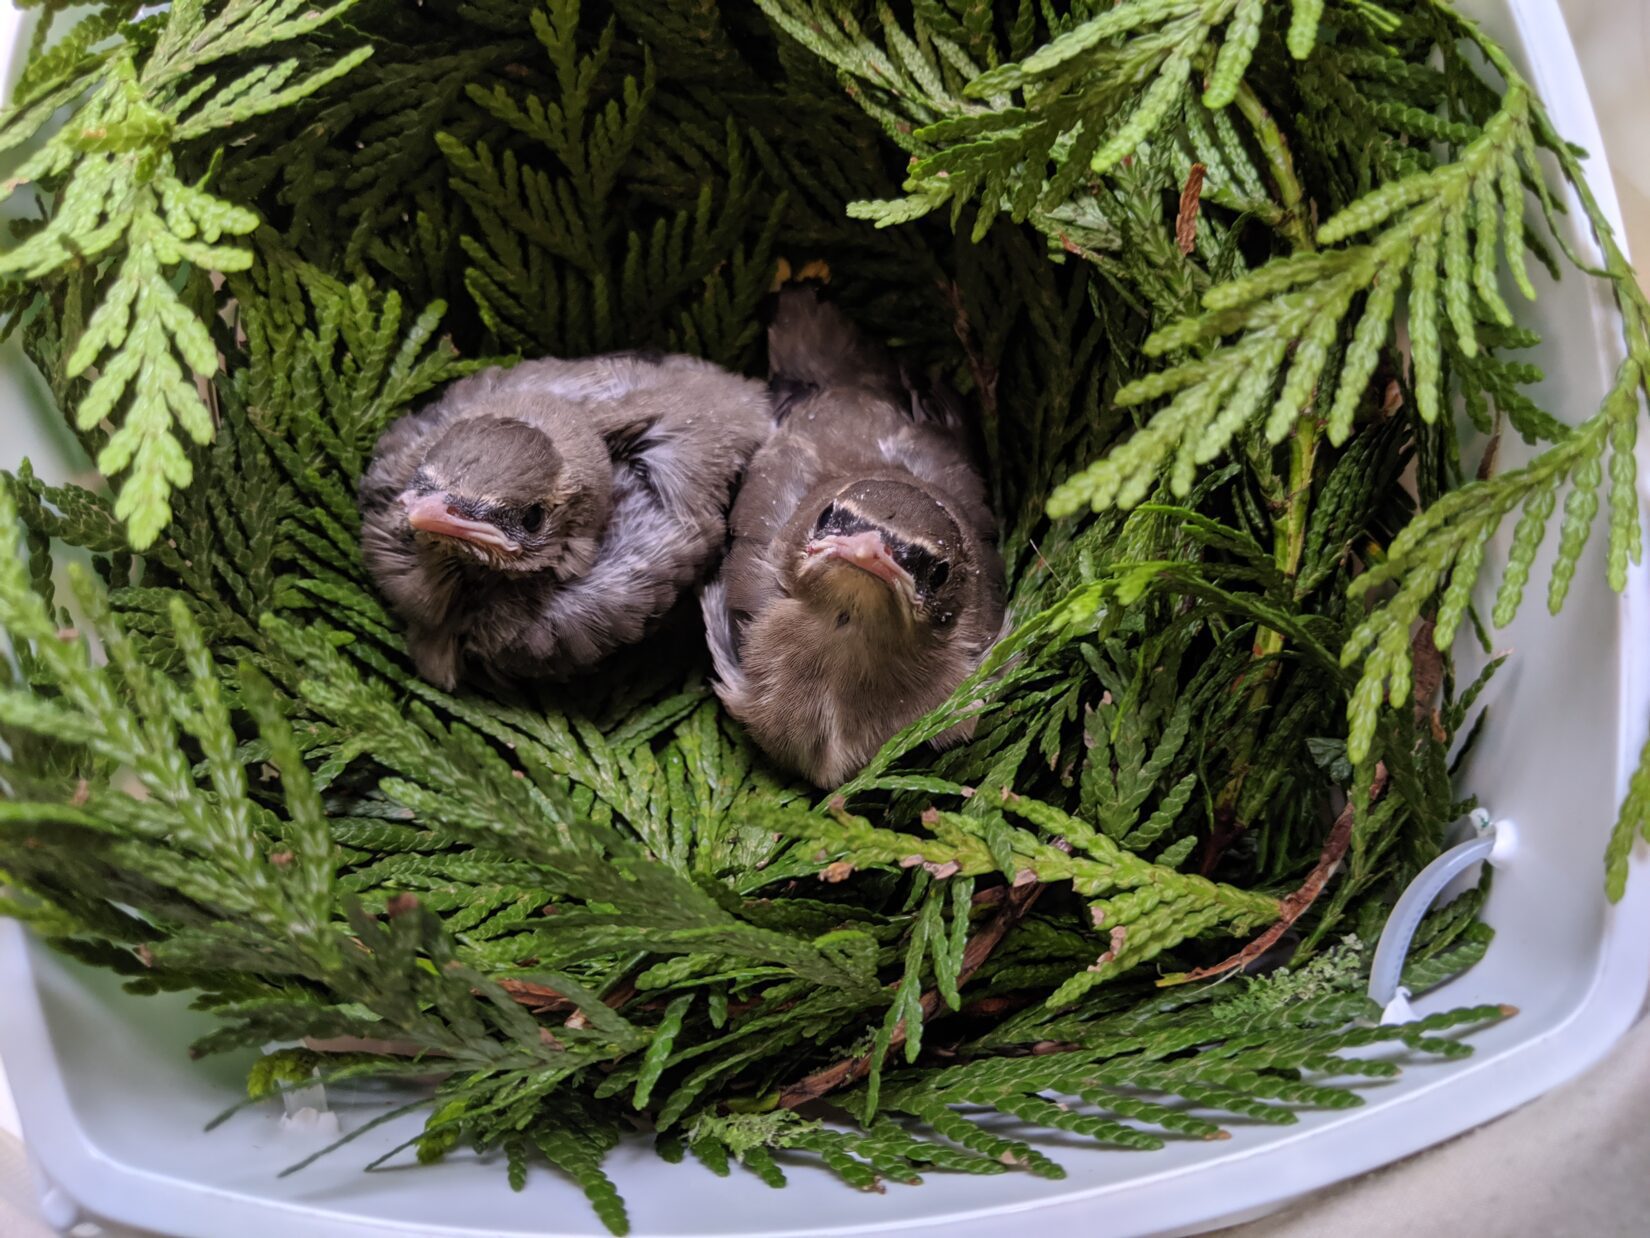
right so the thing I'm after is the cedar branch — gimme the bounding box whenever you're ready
[775,879,1046,1109]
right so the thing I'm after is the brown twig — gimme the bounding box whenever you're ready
[1163,763,1390,986]
[1198,804,1244,877]
[776,880,1046,1109]
[1410,618,1448,742]
[494,977,579,1014]
[941,278,999,422]
[958,993,1037,1018]
[302,1034,436,1058]
[1175,162,1206,255]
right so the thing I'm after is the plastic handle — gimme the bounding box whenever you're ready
[1369,811,1512,1023]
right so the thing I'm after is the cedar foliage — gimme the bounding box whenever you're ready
[0,1,1643,1230]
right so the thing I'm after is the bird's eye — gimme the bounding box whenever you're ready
[520,504,546,534]
[929,561,950,590]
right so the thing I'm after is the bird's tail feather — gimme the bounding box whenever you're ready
[765,283,899,394]
[767,282,984,457]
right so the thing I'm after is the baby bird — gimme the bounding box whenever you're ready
[702,286,1006,787]
[360,351,770,690]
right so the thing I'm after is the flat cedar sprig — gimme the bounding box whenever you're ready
[0,2,1643,1234]
[0,1,372,548]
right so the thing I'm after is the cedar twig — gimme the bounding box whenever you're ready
[1163,763,1389,985]
[941,277,999,422]
[495,977,579,1014]
[304,975,637,1059]
[302,1034,433,1057]
[1410,618,1448,742]
[1175,162,1205,255]
[776,879,1045,1109]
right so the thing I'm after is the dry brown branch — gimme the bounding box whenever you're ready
[776,879,1046,1109]
[1163,763,1390,985]
[1176,162,1206,255]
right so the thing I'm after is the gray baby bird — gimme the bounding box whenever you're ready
[360,351,770,690]
[702,286,1006,787]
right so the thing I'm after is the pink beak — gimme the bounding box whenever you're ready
[402,492,520,555]
[806,529,913,592]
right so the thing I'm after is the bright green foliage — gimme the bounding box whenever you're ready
[786,795,1278,1012]
[0,1,372,547]
[532,1109,630,1236]
[0,2,1644,1233]
[1607,725,1650,902]
[1341,361,1642,762]
[766,0,1338,246]
[1048,83,1540,514]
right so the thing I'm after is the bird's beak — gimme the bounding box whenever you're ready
[402,492,521,555]
[806,530,915,596]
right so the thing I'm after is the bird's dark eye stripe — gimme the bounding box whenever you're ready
[814,503,875,539]
[892,540,949,590]
[816,504,953,595]
[896,543,934,576]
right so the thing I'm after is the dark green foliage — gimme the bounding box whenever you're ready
[1,2,1644,1234]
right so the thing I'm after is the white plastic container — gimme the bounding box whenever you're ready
[2,2,1647,1235]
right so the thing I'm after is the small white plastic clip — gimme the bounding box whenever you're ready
[1478,809,1517,867]
[280,1106,342,1138]
[262,1040,337,1136]
[1380,985,1418,1026]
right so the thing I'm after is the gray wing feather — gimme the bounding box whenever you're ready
[484,483,703,675]
[700,577,749,709]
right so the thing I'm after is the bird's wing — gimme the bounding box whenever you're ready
[358,351,710,495]
[599,362,773,570]
[414,351,739,447]
[487,353,770,518]
[700,577,749,708]
[484,351,759,423]
[447,352,770,678]
[493,485,705,675]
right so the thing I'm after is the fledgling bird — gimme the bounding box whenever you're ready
[702,286,1006,787]
[359,351,770,690]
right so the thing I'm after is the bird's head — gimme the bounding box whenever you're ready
[399,416,607,577]
[791,480,966,644]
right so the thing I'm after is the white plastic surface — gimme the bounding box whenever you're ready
[2,2,1648,1236]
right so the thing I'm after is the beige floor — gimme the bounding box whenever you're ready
[1224,1014,1650,1237]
